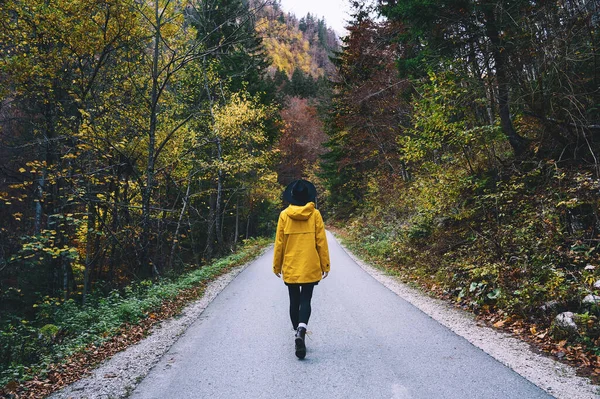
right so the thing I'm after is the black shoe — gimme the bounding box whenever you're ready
[295,327,306,359]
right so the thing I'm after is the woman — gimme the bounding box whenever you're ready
[273,179,330,359]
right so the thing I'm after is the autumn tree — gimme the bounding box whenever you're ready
[0,0,280,308]
[0,0,339,386]
[0,0,145,302]
[256,5,339,78]
[322,4,411,215]
[277,97,327,184]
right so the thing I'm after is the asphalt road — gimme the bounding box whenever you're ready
[130,231,553,399]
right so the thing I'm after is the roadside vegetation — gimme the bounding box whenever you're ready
[2,0,599,395]
[0,237,269,398]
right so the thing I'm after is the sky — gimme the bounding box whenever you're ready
[277,0,351,37]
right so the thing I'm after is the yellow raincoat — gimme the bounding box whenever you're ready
[273,202,330,284]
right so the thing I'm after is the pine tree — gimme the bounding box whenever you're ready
[191,0,271,96]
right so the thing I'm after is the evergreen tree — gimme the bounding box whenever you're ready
[274,69,290,87]
[286,67,317,98]
[191,0,272,97]
[317,18,328,48]
[379,0,531,155]
[321,2,410,216]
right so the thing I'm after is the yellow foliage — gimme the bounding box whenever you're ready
[256,17,322,77]
[211,91,277,178]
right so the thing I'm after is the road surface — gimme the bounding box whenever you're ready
[131,232,553,399]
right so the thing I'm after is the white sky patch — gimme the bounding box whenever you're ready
[277,0,351,37]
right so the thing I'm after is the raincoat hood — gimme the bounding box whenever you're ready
[285,202,315,221]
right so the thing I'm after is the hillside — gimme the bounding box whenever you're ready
[255,1,338,78]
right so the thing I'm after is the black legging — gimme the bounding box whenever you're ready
[287,284,315,329]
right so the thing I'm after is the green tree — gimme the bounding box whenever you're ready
[322,4,410,216]
[379,0,530,155]
[287,67,317,98]
[192,0,271,96]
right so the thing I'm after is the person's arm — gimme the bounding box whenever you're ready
[273,213,285,277]
[315,210,330,277]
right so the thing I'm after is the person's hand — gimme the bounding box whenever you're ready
[322,271,329,279]
[275,272,281,278]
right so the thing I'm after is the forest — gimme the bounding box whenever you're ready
[1,0,599,396]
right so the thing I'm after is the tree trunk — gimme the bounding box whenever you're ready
[141,0,161,278]
[234,197,239,250]
[34,169,46,235]
[246,215,251,240]
[484,8,528,156]
[216,138,223,245]
[203,57,223,251]
[63,259,74,301]
[169,179,191,269]
[42,97,61,296]
[204,192,216,259]
[108,175,121,283]
[83,202,96,305]
[496,62,528,155]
